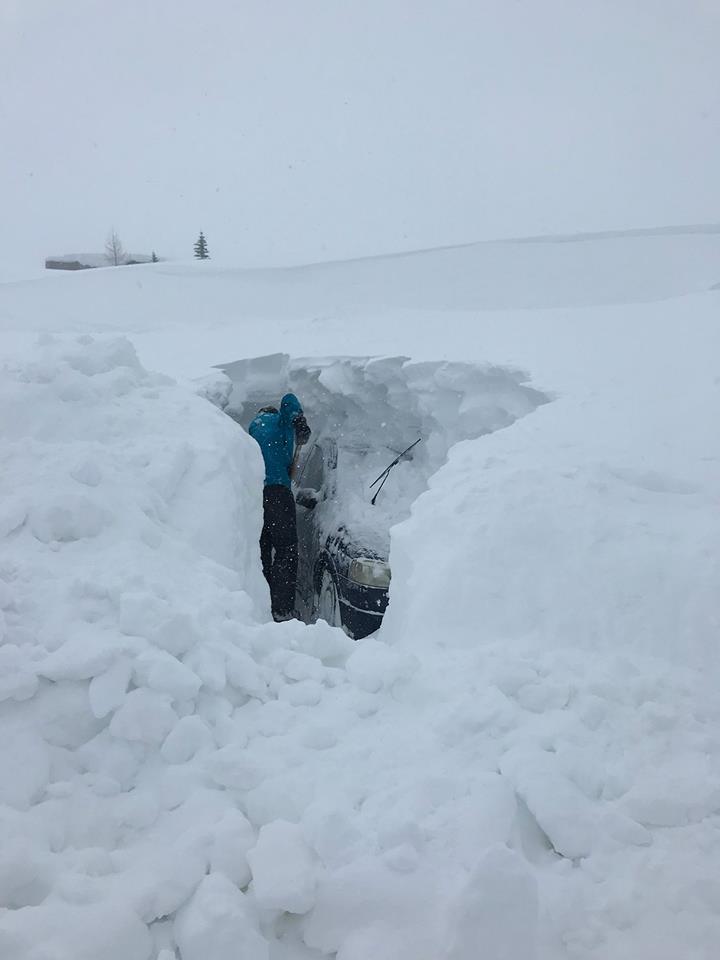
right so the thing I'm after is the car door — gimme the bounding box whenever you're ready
[294,442,326,614]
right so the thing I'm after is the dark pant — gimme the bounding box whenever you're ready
[260,484,298,618]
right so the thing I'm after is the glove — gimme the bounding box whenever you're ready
[294,414,311,447]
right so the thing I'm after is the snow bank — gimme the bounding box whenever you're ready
[383,357,720,674]
[1,329,719,959]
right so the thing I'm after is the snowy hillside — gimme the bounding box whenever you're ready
[0,231,719,959]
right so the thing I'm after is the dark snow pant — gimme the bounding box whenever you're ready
[260,484,298,619]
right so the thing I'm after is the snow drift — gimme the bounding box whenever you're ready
[1,331,719,960]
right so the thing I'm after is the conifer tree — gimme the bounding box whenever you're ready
[193,232,210,260]
[151,251,158,263]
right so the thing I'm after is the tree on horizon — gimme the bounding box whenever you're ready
[105,228,127,266]
[193,232,210,260]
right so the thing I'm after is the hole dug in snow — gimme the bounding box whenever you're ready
[205,354,550,635]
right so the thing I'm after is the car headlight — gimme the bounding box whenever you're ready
[348,558,391,589]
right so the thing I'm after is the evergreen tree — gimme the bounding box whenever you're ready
[151,251,158,263]
[193,232,210,260]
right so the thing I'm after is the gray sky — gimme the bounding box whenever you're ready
[1,0,718,277]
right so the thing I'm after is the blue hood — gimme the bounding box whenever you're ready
[249,393,303,488]
[279,393,302,429]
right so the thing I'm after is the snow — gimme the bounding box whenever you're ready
[0,232,718,958]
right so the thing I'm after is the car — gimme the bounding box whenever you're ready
[294,436,392,638]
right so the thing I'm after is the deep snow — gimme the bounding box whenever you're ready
[210,352,549,560]
[0,233,719,959]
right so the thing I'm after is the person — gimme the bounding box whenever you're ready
[248,394,311,621]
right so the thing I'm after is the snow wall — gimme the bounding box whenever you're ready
[210,352,550,556]
[1,336,719,960]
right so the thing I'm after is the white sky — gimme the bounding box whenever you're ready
[1,0,718,276]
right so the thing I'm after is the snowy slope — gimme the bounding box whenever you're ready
[0,232,719,959]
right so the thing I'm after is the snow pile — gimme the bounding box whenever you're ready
[1,332,719,959]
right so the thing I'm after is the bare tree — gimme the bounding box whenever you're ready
[105,228,127,266]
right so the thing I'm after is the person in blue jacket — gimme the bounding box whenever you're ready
[249,393,311,621]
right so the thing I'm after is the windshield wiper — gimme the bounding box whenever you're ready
[369,438,422,505]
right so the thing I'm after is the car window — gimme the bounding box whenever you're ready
[299,443,325,491]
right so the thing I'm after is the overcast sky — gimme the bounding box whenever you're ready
[1,0,718,277]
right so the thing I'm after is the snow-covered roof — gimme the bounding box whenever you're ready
[46,253,153,267]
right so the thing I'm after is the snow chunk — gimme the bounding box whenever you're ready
[0,644,38,702]
[446,845,538,960]
[247,819,317,914]
[0,900,151,960]
[109,688,178,744]
[174,873,268,960]
[226,647,267,699]
[152,612,203,656]
[346,639,418,693]
[134,649,202,701]
[283,652,325,683]
[209,809,256,888]
[29,493,110,543]
[38,631,117,682]
[621,756,720,827]
[161,715,212,764]
[0,731,50,809]
[500,748,597,859]
[88,657,132,718]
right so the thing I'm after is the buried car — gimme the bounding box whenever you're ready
[294,436,394,639]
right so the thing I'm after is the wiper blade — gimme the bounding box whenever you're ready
[370,438,422,505]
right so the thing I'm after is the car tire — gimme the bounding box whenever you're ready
[317,567,343,629]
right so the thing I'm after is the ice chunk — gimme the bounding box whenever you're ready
[174,873,269,960]
[247,819,317,914]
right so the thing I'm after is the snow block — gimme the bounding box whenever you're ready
[209,809,256,888]
[0,901,152,960]
[247,819,317,914]
[446,845,539,960]
[174,873,268,960]
[500,748,597,859]
[0,731,50,809]
[109,688,178,744]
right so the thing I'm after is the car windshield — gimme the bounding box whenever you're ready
[307,438,425,558]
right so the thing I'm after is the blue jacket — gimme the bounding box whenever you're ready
[248,393,303,488]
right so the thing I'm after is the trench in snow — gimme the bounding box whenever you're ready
[205,354,551,631]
